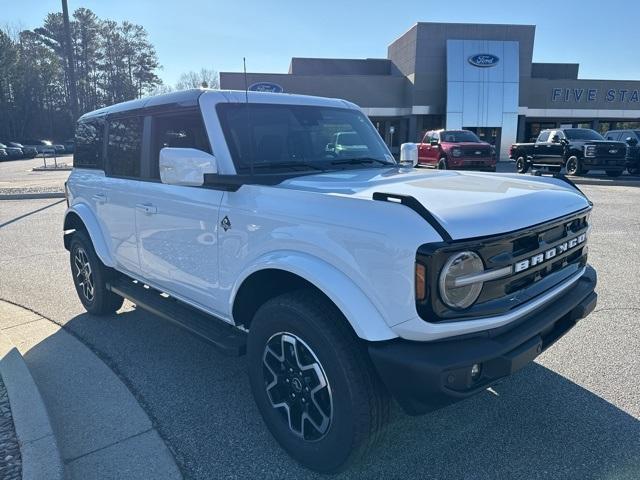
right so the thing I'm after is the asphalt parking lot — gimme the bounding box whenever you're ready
[0,180,639,479]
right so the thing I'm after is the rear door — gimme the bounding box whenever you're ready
[417,131,430,165]
[134,108,224,313]
[533,130,554,163]
[100,115,145,275]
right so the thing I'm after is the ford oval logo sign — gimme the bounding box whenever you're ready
[248,82,284,93]
[468,54,500,68]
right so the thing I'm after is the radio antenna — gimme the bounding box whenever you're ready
[243,57,255,176]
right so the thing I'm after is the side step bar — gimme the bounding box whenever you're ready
[107,279,247,356]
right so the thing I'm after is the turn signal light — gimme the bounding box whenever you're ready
[415,263,426,301]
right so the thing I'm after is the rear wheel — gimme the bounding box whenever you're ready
[606,170,623,177]
[69,231,124,315]
[565,156,583,176]
[247,290,389,473]
[437,157,447,170]
[515,156,528,174]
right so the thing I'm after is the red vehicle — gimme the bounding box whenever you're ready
[417,129,497,171]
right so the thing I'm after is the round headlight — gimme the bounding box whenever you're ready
[439,251,484,309]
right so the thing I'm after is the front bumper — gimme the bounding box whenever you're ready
[583,157,626,170]
[368,265,597,415]
[449,157,496,171]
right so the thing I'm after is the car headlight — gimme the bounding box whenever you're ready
[452,148,462,157]
[584,145,597,157]
[438,251,484,309]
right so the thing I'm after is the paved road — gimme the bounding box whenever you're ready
[0,184,639,479]
[0,156,72,194]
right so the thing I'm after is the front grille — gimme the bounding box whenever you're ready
[415,209,590,322]
[459,146,491,157]
[595,143,626,159]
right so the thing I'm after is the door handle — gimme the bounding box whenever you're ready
[92,193,107,204]
[136,203,157,215]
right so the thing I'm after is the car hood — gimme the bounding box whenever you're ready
[278,168,590,240]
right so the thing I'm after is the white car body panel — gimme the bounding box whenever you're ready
[65,89,592,343]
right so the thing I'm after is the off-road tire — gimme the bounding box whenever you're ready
[515,156,528,174]
[69,231,124,315]
[247,289,390,473]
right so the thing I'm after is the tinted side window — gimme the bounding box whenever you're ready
[150,111,210,179]
[75,119,104,169]
[537,131,550,142]
[106,116,143,178]
[605,131,620,141]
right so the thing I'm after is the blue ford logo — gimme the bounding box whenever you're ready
[468,54,500,68]
[248,82,284,93]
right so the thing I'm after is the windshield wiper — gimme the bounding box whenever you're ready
[330,157,394,166]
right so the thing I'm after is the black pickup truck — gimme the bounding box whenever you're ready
[509,128,627,177]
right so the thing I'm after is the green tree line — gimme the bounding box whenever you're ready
[0,8,162,142]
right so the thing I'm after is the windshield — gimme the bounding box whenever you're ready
[564,128,604,141]
[217,103,394,173]
[441,130,481,143]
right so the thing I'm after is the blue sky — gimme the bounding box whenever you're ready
[5,0,639,86]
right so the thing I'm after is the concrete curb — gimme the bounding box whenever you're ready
[0,192,65,200]
[32,167,72,172]
[0,333,64,480]
[570,177,640,188]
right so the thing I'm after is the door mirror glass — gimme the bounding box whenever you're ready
[551,134,560,143]
[429,139,439,147]
[159,147,217,186]
[626,136,638,146]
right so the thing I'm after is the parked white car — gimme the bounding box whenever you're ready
[63,89,597,472]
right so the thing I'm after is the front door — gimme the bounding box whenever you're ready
[135,110,224,314]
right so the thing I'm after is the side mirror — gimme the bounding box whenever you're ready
[159,147,217,186]
[429,139,439,147]
[626,136,638,146]
[400,142,418,167]
[551,134,560,143]
[326,143,335,151]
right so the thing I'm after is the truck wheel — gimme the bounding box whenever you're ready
[606,170,623,177]
[69,231,124,315]
[247,290,390,473]
[565,156,583,176]
[515,156,528,173]
[437,157,447,169]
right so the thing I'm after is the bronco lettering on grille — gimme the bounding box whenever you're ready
[514,233,586,273]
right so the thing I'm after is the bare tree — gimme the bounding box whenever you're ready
[175,68,219,90]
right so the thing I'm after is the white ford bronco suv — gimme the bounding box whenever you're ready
[64,89,597,472]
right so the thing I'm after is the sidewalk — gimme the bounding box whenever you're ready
[0,300,182,480]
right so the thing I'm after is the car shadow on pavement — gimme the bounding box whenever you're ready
[44,307,640,480]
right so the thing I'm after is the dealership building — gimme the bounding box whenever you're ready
[220,22,640,159]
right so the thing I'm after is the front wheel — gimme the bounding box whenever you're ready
[69,231,124,315]
[437,157,447,170]
[515,156,528,174]
[565,156,583,176]
[247,290,390,473]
